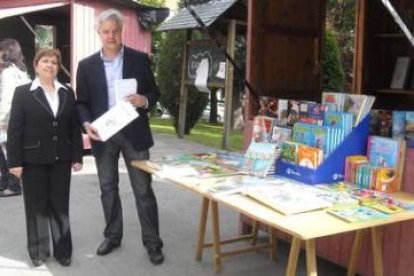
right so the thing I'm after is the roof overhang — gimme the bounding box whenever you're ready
[157,0,238,32]
[0,2,69,20]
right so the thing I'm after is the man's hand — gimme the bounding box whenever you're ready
[84,122,101,141]
[125,94,148,109]
[9,167,22,178]
[72,162,83,172]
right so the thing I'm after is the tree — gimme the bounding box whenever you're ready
[325,0,355,91]
[156,29,208,135]
[322,30,345,91]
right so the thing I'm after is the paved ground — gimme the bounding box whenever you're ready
[0,133,346,276]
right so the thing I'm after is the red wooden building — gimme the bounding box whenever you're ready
[0,0,168,85]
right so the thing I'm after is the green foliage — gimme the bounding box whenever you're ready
[322,31,345,91]
[156,30,209,135]
[326,0,356,91]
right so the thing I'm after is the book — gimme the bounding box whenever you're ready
[241,142,279,177]
[327,205,389,223]
[392,111,407,140]
[297,145,323,169]
[258,96,278,118]
[390,56,411,89]
[251,116,276,143]
[405,111,414,147]
[270,126,292,148]
[322,92,346,111]
[245,185,332,215]
[369,109,392,137]
[343,94,368,126]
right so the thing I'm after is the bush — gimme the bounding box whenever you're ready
[322,30,345,91]
[156,30,208,135]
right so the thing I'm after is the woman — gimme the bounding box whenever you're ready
[0,38,31,197]
[7,49,83,267]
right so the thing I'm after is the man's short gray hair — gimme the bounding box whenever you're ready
[97,9,124,30]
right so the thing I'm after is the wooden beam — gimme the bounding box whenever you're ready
[178,29,192,138]
[223,19,237,149]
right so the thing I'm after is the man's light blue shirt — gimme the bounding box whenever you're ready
[101,46,124,108]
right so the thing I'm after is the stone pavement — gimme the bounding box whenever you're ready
[0,133,346,276]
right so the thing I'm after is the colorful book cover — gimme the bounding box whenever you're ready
[270,126,292,147]
[306,103,327,125]
[343,94,368,126]
[392,111,406,140]
[280,141,299,164]
[258,96,278,118]
[292,122,314,145]
[287,100,300,126]
[367,136,400,168]
[327,205,390,223]
[322,92,346,112]
[297,145,323,169]
[251,116,276,143]
[369,109,392,137]
[277,99,289,126]
[405,111,414,148]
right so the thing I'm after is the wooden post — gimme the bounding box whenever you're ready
[178,30,192,138]
[222,19,237,149]
[352,0,367,94]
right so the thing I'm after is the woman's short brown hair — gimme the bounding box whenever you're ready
[33,48,61,70]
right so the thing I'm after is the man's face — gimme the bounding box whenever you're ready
[98,19,123,52]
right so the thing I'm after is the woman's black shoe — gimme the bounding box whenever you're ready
[56,257,71,267]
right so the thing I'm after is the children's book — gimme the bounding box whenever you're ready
[390,56,411,89]
[405,111,414,147]
[280,141,299,164]
[251,116,276,143]
[245,185,333,215]
[297,144,323,169]
[322,92,346,111]
[343,94,368,126]
[392,111,406,140]
[369,109,392,137]
[270,126,292,147]
[258,96,278,118]
[327,205,390,223]
[241,142,279,177]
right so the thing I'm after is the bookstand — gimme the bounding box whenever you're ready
[275,116,370,184]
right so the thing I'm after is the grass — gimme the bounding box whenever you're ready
[150,117,244,151]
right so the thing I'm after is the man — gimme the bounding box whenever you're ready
[76,9,164,265]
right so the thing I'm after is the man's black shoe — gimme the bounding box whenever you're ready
[96,239,120,256]
[31,258,43,267]
[56,257,71,267]
[147,247,164,265]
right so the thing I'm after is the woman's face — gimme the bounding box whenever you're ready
[0,51,5,73]
[35,55,59,81]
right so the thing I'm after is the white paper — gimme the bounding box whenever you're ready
[115,78,137,104]
[194,58,210,93]
[216,62,226,79]
[91,101,139,142]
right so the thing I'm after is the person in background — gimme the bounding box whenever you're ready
[7,48,83,267]
[76,8,164,265]
[0,38,31,197]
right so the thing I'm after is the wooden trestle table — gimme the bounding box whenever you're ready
[132,160,414,276]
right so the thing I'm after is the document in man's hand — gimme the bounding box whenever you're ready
[91,102,139,142]
[115,78,137,104]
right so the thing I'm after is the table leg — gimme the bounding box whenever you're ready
[211,200,222,272]
[371,227,384,276]
[306,239,317,276]
[195,197,209,261]
[286,237,301,276]
[347,230,364,276]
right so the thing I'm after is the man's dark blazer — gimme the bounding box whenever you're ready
[7,83,83,167]
[76,46,159,157]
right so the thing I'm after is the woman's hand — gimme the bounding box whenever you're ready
[9,167,22,178]
[72,163,83,172]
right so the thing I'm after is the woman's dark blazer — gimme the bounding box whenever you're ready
[7,83,83,167]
